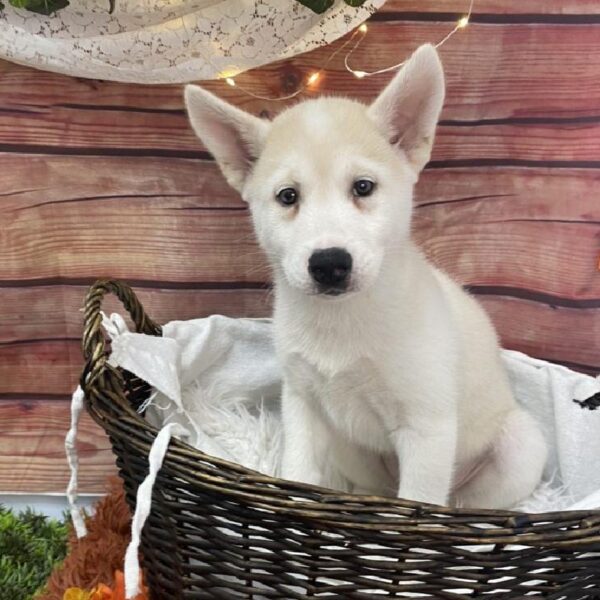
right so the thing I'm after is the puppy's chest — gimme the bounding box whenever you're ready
[297,358,398,452]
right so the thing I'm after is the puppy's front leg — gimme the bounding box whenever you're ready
[390,420,457,506]
[280,380,327,486]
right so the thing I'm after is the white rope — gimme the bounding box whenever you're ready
[124,422,189,599]
[65,385,88,538]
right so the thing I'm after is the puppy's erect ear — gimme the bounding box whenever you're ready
[367,44,445,174]
[184,85,270,192]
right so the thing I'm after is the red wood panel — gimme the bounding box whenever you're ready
[2,108,600,162]
[0,340,80,396]
[413,171,599,300]
[1,204,261,282]
[0,400,114,493]
[2,156,597,299]
[1,293,597,399]
[1,21,599,125]
[415,167,600,223]
[0,286,271,343]
[480,297,600,372]
[4,154,597,219]
[381,0,600,14]
[0,154,241,210]
[1,211,595,295]
[435,122,600,163]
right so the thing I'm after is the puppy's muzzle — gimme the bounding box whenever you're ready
[308,247,352,295]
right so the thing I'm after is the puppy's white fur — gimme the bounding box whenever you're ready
[184,45,547,508]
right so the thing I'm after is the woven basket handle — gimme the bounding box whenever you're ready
[81,279,161,390]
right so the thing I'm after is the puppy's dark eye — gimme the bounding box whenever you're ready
[353,179,375,197]
[276,187,298,206]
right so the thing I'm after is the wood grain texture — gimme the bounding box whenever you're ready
[0,286,271,343]
[2,157,597,299]
[0,154,241,210]
[479,297,600,372]
[0,295,597,400]
[1,21,600,128]
[381,0,600,15]
[0,340,80,397]
[413,169,600,301]
[434,122,600,164]
[0,286,270,398]
[0,400,115,493]
[3,107,600,163]
[1,203,260,282]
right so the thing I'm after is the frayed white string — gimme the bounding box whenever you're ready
[137,389,164,415]
[65,385,88,538]
[124,422,189,599]
[65,314,130,539]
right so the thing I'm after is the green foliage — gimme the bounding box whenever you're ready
[6,0,69,14]
[296,0,335,13]
[294,0,367,15]
[0,0,365,18]
[0,506,69,600]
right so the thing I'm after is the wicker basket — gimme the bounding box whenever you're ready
[81,279,600,599]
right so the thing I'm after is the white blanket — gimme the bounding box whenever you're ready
[103,311,600,512]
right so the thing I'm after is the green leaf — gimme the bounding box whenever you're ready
[344,0,367,6]
[0,505,68,600]
[295,0,335,14]
[8,0,69,15]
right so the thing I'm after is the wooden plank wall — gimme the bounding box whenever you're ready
[1,0,599,493]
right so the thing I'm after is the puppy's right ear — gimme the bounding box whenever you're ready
[367,44,444,174]
[184,85,270,193]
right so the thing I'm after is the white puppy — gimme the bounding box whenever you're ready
[184,44,547,509]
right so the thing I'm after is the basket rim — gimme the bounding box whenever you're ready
[81,278,600,545]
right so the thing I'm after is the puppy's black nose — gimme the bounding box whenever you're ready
[308,247,352,290]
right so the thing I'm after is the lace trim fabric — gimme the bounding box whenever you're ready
[0,0,385,83]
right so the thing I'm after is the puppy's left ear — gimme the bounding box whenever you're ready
[184,84,270,193]
[367,44,445,173]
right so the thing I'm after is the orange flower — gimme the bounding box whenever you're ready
[89,584,113,600]
[63,589,93,600]
[63,584,112,600]
[62,570,148,600]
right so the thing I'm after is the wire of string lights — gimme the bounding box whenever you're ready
[216,0,474,102]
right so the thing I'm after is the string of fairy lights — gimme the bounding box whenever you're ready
[217,0,474,102]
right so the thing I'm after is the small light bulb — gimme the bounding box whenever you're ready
[359,23,368,33]
[457,15,469,28]
[225,77,236,87]
[353,70,368,79]
[307,72,320,85]
[218,67,240,79]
